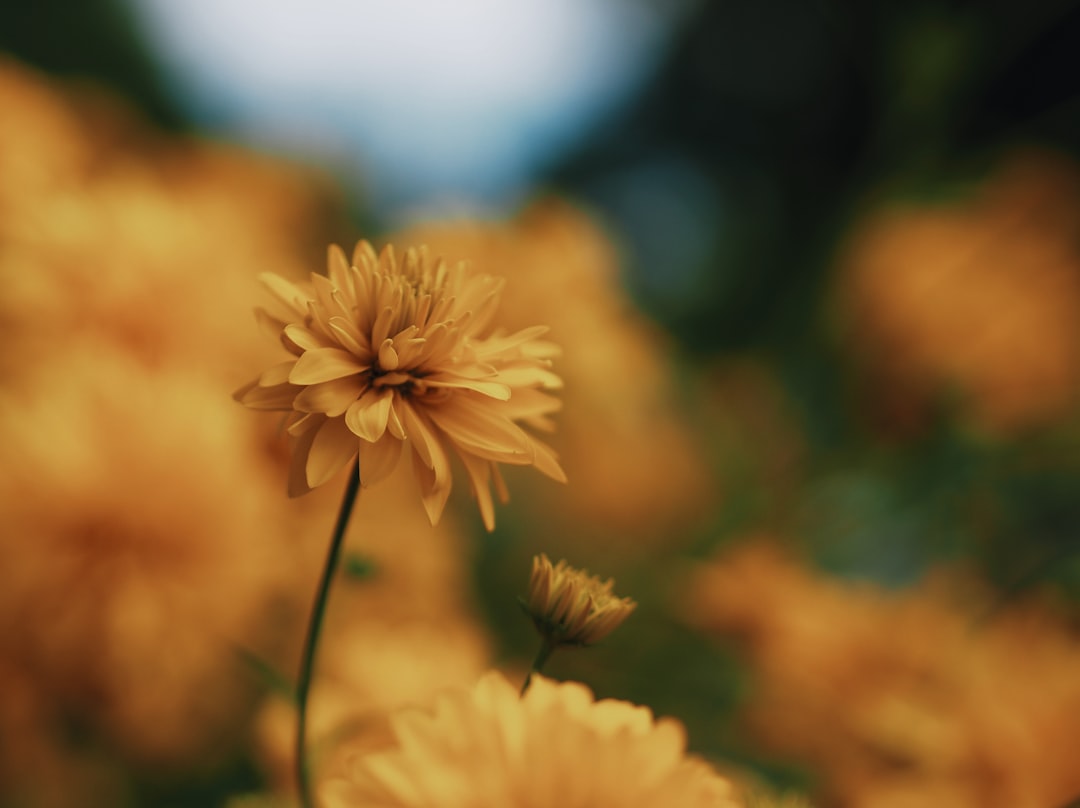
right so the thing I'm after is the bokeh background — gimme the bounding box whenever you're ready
[2,1,1080,806]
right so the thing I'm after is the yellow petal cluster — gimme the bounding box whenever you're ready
[525,553,637,646]
[235,242,566,529]
[322,671,741,808]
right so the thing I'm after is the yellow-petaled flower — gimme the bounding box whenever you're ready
[525,553,636,646]
[321,671,742,808]
[235,241,566,530]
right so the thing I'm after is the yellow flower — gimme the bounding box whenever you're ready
[321,671,741,808]
[235,242,566,529]
[525,553,637,646]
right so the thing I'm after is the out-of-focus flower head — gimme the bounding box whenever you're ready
[833,150,1080,436]
[524,553,637,647]
[0,345,289,768]
[255,617,492,793]
[0,59,337,388]
[681,540,1080,808]
[391,199,714,546]
[235,241,566,530]
[322,671,742,808]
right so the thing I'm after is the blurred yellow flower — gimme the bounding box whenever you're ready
[322,671,741,808]
[255,617,491,793]
[525,553,637,647]
[236,242,566,529]
[681,540,1080,808]
[0,59,334,388]
[833,150,1080,436]
[0,60,347,804]
[0,345,289,768]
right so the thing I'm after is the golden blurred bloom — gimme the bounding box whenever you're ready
[0,59,337,388]
[322,671,741,808]
[236,242,565,529]
[0,59,346,804]
[0,345,288,768]
[255,617,491,794]
[525,553,637,647]
[681,540,1080,808]
[833,150,1080,435]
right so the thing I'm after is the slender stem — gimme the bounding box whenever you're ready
[520,637,556,696]
[295,459,361,808]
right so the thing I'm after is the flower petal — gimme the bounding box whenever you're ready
[260,272,311,317]
[287,414,326,497]
[257,360,296,387]
[255,307,289,341]
[529,438,567,483]
[290,347,368,385]
[235,381,299,411]
[345,388,394,442]
[398,400,444,474]
[305,416,358,489]
[490,364,563,390]
[477,324,550,353]
[387,398,407,440]
[284,324,328,353]
[287,411,320,436]
[422,376,511,400]
[326,243,351,289]
[358,435,403,487]
[328,316,370,358]
[426,399,532,457]
[411,448,451,526]
[456,449,496,531]
[378,338,399,371]
[294,375,366,417]
[372,306,396,349]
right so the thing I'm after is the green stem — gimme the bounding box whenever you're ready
[520,637,556,696]
[295,459,361,808]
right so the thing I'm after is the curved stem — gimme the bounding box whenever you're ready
[520,637,556,697]
[296,459,361,808]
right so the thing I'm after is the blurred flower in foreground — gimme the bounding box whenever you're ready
[833,150,1080,436]
[0,59,336,388]
[525,553,637,648]
[681,540,1080,808]
[255,618,491,794]
[235,242,566,529]
[321,671,742,808]
[392,200,713,546]
[0,346,288,770]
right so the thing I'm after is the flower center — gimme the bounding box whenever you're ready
[371,370,413,388]
[368,367,451,403]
